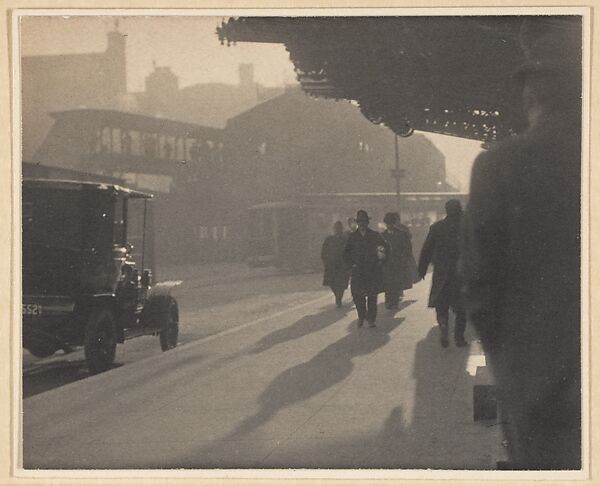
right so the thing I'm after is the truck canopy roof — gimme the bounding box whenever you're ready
[23,178,153,199]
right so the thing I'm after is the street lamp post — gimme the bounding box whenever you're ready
[390,134,405,213]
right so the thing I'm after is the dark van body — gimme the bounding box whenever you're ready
[22,179,180,373]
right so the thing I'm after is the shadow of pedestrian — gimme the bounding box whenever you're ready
[395,299,417,312]
[254,324,487,470]
[248,305,347,355]
[216,315,405,444]
[367,325,493,469]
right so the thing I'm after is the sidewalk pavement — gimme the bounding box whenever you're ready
[23,276,501,471]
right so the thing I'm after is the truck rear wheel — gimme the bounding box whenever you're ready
[84,308,117,374]
[159,297,179,351]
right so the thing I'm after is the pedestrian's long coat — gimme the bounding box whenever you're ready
[381,225,417,293]
[461,108,581,469]
[321,233,350,290]
[343,228,389,296]
[417,216,462,308]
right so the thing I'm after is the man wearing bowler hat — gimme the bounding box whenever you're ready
[344,209,389,327]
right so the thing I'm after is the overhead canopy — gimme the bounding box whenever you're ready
[217,16,581,142]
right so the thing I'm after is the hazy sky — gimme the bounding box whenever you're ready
[20,16,297,91]
[20,15,480,189]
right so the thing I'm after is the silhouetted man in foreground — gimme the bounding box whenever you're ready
[418,199,467,348]
[462,21,581,470]
[344,210,388,328]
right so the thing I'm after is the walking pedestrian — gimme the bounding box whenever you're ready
[343,209,389,328]
[321,221,350,308]
[417,199,467,348]
[381,212,416,309]
[461,22,581,470]
[393,211,420,285]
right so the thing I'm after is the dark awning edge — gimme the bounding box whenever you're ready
[217,16,582,142]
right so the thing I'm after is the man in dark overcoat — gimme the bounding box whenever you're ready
[417,199,467,348]
[321,221,350,308]
[381,212,416,309]
[345,217,358,236]
[344,209,389,327]
[461,23,581,469]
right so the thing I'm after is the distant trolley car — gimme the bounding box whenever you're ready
[246,192,468,272]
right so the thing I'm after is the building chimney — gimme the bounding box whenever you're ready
[105,26,127,96]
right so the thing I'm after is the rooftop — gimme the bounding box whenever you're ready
[50,108,224,138]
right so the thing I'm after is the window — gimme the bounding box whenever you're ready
[190,141,201,162]
[121,131,132,155]
[185,138,195,160]
[199,226,208,239]
[156,135,174,160]
[167,136,176,160]
[101,126,111,153]
[143,133,157,158]
[176,137,185,160]
[212,226,219,241]
[222,226,228,240]
[158,134,166,158]
[89,130,101,154]
[112,128,122,154]
[130,131,141,156]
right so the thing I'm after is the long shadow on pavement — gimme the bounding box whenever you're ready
[247,305,349,355]
[215,314,406,445]
[96,302,352,410]
[174,301,352,379]
[243,324,484,469]
[368,325,479,469]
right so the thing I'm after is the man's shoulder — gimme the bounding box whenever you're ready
[346,230,361,242]
[430,219,444,231]
[473,134,532,175]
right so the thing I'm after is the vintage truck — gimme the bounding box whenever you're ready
[22,178,180,373]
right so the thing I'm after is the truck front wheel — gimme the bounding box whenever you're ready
[159,297,179,351]
[84,308,117,374]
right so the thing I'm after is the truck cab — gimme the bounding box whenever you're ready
[22,179,179,373]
